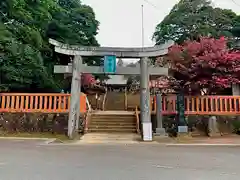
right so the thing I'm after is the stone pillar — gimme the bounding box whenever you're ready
[176,93,188,136]
[232,84,240,127]
[232,84,240,95]
[68,56,82,139]
[208,116,220,137]
[140,57,152,141]
[155,94,166,136]
[75,76,81,132]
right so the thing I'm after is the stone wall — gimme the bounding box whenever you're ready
[138,114,237,137]
[187,116,234,136]
[0,113,84,135]
[0,112,237,137]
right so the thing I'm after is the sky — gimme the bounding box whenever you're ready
[81,0,240,62]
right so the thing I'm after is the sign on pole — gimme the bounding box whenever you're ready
[176,92,188,133]
[104,55,116,73]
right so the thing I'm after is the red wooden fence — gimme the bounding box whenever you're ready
[153,96,240,115]
[1,93,240,115]
[0,93,86,113]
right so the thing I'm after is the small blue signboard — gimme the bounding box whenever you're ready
[103,55,116,73]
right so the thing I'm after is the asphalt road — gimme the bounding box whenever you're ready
[0,140,240,180]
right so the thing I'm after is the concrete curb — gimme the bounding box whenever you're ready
[0,137,50,140]
[0,136,61,145]
[74,141,141,145]
[166,143,240,146]
[42,139,144,145]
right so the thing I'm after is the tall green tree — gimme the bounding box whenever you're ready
[47,0,99,46]
[153,0,237,44]
[232,15,240,37]
[0,0,56,92]
[0,0,100,92]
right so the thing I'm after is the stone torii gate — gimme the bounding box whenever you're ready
[49,39,174,141]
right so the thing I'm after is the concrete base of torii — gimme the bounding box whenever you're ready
[142,122,153,141]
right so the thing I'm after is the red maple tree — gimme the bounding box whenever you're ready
[168,37,240,94]
[81,73,96,86]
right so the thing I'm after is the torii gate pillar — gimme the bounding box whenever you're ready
[140,57,151,141]
[68,56,82,139]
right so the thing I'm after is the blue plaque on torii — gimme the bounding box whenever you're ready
[103,55,116,73]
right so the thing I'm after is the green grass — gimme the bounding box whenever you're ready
[0,132,71,141]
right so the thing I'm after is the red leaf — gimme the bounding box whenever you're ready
[167,37,240,94]
[81,73,96,86]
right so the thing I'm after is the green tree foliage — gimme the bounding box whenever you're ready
[0,0,99,92]
[153,0,238,44]
[232,15,240,39]
[47,0,99,46]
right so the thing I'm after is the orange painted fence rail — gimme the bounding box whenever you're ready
[0,93,86,113]
[152,96,240,115]
[1,93,240,115]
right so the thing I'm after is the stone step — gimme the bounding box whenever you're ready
[90,124,135,127]
[91,115,135,118]
[91,117,135,120]
[89,120,135,124]
[92,111,135,115]
[88,125,136,129]
[91,114,135,118]
[104,93,125,111]
[88,112,137,133]
[91,118,135,123]
[88,129,137,133]
[90,121,136,126]
[79,133,140,144]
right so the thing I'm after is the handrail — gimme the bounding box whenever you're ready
[83,96,92,133]
[84,109,91,133]
[135,106,140,134]
[85,95,91,111]
[124,88,127,110]
[102,87,107,111]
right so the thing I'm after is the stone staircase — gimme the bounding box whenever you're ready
[88,111,137,133]
[104,92,125,110]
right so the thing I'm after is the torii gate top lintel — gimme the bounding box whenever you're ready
[49,39,174,58]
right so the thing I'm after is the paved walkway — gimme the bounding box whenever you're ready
[73,133,240,146]
[77,133,141,144]
[182,136,240,144]
[2,134,240,146]
[162,135,240,146]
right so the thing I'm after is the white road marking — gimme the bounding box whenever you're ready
[0,162,7,166]
[153,165,175,169]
